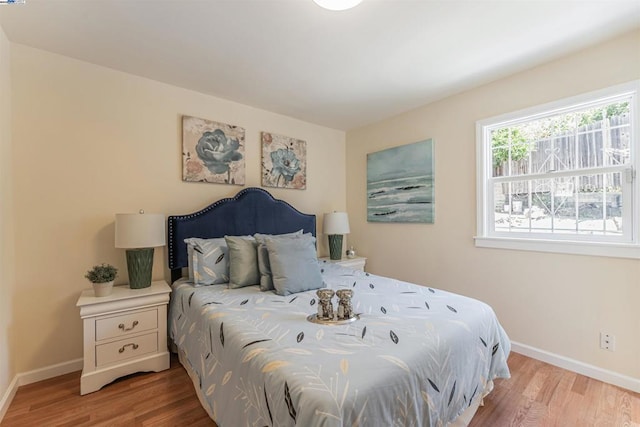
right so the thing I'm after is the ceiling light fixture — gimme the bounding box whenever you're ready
[313,0,362,11]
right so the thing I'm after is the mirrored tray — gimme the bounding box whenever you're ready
[306,313,360,325]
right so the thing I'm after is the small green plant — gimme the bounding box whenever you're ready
[85,263,118,283]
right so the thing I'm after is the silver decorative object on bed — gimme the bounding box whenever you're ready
[307,288,359,324]
[336,289,354,319]
[316,289,335,320]
[306,313,360,325]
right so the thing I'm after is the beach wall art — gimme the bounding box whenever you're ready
[182,115,245,185]
[261,132,307,190]
[367,139,434,223]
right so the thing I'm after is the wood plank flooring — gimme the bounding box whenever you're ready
[470,353,640,427]
[2,354,213,427]
[2,352,639,426]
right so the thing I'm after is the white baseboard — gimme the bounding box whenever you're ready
[0,375,19,422]
[16,358,83,387]
[511,341,640,393]
[0,358,82,422]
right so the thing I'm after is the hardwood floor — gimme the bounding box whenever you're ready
[470,353,640,427]
[2,354,214,427]
[2,352,638,426]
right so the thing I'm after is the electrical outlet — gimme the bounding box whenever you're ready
[600,332,616,351]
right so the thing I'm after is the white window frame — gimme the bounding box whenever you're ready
[475,80,640,259]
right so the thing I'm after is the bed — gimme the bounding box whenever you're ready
[167,187,511,426]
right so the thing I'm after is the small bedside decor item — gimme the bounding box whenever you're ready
[323,211,350,260]
[115,210,166,289]
[85,263,118,297]
[346,246,356,258]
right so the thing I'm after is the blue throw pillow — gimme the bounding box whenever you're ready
[265,235,324,296]
[254,230,303,291]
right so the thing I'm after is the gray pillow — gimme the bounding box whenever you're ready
[254,230,303,291]
[186,244,195,281]
[184,237,229,285]
[225,235,259,288]
[265,235,323,296]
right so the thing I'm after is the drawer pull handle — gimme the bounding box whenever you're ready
[118,343,139,353]
[118,320,139,331]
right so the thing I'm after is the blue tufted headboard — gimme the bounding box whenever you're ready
[167,187,316,283]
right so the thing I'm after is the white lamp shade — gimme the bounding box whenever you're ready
[313,0,362,11]
[323,212,350,235]
[115,213,166,248]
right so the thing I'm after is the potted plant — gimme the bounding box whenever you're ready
[85,263,118,297]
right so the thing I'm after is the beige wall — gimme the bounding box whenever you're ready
[0,24,15,403]
[10,44,346,373]
[3,24,638,389]
[346,29,640,380]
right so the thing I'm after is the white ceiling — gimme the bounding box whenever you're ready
[0,0,639,131]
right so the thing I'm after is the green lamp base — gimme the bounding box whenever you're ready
[328,234,343,260]
[125,248,154,289]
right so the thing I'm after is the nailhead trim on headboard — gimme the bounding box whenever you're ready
[167,187,316,281]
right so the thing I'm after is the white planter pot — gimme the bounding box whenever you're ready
[92,280,114,297]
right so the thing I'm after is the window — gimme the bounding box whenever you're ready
[476,81,640,258]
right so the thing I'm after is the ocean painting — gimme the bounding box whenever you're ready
[367,139,434,223]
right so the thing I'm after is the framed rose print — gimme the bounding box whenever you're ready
[261,132,306,190]
[182,115,245,185]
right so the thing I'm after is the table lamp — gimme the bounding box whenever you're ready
[323,212,350,260]
[115,210,165,289]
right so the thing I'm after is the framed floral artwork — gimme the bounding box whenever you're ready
[261,132,306,190]
[182,115,245,185]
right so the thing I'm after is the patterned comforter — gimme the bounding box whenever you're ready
[168,261,511,427]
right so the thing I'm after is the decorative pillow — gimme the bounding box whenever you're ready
[184,237,229,285]
[265,235,324,296]
[185,238,205,281]
[186,244,195,281]
[254,230,303,291]
[225,235,259,289]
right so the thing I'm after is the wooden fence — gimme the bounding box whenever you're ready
[502,114,629,194]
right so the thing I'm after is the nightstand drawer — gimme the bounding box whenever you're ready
[96,332,158,367]
[96,309,157,341]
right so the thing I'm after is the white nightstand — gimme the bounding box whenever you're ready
[319,256,367,272]
[76,280,171,395]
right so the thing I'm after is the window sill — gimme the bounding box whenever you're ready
[474,236,640,259]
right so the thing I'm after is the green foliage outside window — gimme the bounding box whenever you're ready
[491,128,529,167]
[491,102,630,169]
[579,102,629,126]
